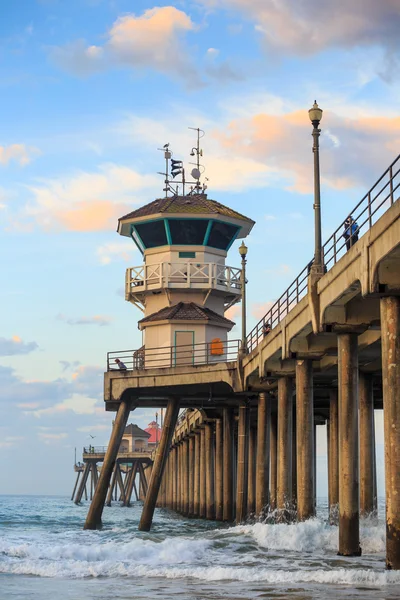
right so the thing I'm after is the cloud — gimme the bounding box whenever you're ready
[251,300,274,320]
[0,144,39,166]
[215,109,400,193]
[77,424,110,433]
[52,7,198,82]
[199,0,400,56]
[264,264,292,276]
[20,163,158,232]
[57,313,112,327]
[225,305,240,321]
[59,360,81,372]
[0,436,24,449]
[96,241,136,265]
[0,364,102,414]
[0,335,39,356]
[34,394,98,417]
[37,431,68,443]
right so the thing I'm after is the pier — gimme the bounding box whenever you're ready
[82,134,400,570]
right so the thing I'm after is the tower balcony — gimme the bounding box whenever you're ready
[125,262,242,303]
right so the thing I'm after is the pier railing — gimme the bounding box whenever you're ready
[83,446,153,455]
[126,262,242,296]
[246,154,400,353]
[107,339,240,371]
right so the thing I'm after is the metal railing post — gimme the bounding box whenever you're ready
[368,192,372,227]
[390,166,394,205]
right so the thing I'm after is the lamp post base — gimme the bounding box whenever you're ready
[309,264,325,277]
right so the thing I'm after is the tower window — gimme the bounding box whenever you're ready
[168,219,209,245]
[207,221,239,250]
[134,220,167,248]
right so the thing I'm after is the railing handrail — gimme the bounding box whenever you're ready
[246,154,400,353]
[107,338,241,371]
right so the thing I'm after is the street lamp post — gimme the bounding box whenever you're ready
[239,241,248,358]
[308,100,324,275]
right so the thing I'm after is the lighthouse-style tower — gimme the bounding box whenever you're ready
[116,134,254,368]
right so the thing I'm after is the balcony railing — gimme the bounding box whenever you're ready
[83,446,152,454]
[126,262,242,296]
[246,154,400,353]
[107,339,240,371]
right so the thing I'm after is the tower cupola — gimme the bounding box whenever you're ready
[117,132,254,368]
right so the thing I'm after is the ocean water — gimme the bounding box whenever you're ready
[0,496,399,600]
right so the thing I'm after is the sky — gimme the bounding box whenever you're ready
[0,0,399,496]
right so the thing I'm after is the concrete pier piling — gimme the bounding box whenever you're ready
[223,408,234,521]
[199,427,206,518]
[236,404,250,523]
[359,373,376,518]
[328,389,339,523]
[270,411,278,511]
[183,438,189,516]
[215,419,223,521]
[381,296,400,570]
[194,432,200,517]
[138,397,180,531]
[277,378,293,515]
[188,435,195,516]
[256,392,270,516]
[84,399,132,529]
[296,360,314,520]
[205,423,215,520]
[248,425,256,516]
[337,333,361,556]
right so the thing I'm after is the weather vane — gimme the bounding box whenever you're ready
[157,128,208,199]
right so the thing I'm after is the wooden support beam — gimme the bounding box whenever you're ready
[84,399,132,529]
[106,463,118,507]
[116,463,126,504]
[75,463,90,504]
[125,462,139,506]
[71,471,81,502]
[138,397,180,531]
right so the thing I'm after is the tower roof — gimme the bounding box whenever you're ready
[138,301,235,329]
[145,422,161,444]
[119,194,254,224]
[123,423,151,438]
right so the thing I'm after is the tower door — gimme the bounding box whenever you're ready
[174,331,194,366]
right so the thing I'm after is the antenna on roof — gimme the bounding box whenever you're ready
[188,127,206,194]
[157,143,172,199]
[157,129,207,198]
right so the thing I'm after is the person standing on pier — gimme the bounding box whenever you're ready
[343,216,359,251]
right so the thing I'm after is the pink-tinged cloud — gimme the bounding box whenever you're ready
[213,110,400,194]
[0,144,39,166]
[199,0,400,56]
[21,163,158,232]
[251,301,275,320]
[225,305,240,321]
[57,314,112,327]
[54,199,126,232]
[52,7,199,83]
